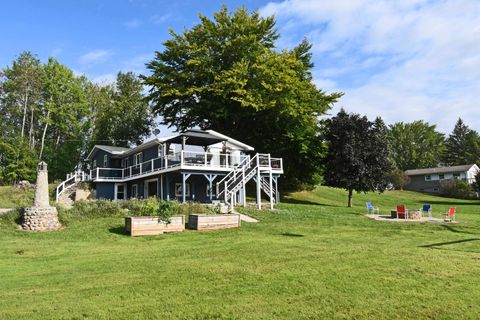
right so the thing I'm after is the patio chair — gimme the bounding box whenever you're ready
[396,204,409,219]
[421,204,432,219]
[366,202,379,214]
[442,207,456,222]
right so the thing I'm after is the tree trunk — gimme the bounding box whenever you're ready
[39,109,50,160]
[29,104,34,147]
[21,90,29,138]
[348,188,353,207]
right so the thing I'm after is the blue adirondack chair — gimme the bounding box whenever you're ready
[422,204,432,219]
[366,202,379,214]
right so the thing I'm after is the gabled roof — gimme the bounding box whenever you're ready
[86,145,130,160]
[86,129,255,161]
[206,130,254,151]
[405,164,478,176]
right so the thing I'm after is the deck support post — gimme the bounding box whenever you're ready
[203,174,218,202]
[166,174,170,200]
[269,169,274,210]
[274,176,279,203]
[182,173,191,203]
[256,155,261,210]
[242,166,246,207]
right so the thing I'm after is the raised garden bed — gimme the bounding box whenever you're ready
[125,216,185,236]
[188,214,241,230]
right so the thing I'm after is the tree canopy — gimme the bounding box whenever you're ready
[387,121,445,171]
[0,53,153,183]
[143,6,342,189]
[323,110,391,207]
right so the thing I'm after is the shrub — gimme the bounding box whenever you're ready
[440,180,476,199]
[386,168,411,190]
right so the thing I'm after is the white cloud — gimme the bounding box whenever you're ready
[79,49,112,65]
[92,73,116,85]
[260,0,480,132]
[122,53,153,74]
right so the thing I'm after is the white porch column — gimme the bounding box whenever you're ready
[269,169,274,210]
[256,156,261,210]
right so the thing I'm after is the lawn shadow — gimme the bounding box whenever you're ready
[281,232,305,237]
[109,226,129,236]
[440,224,478,235]
[419,238,480,248]
[281,197,337,207]
[424,200,480,206]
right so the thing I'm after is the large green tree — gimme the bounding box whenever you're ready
[92,72,153,147]
[143,6,341,189]
[323,110,391,207]
[443,118,480,166]
[388,121,445,171]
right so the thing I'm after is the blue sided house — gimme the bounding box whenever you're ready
[56,129,283,209]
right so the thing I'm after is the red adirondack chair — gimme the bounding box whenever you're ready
[396,204,409,219]
[442,207,456,222]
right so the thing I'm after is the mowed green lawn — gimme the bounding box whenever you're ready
[1,187,480,319]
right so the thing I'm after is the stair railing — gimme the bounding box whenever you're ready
[55,170,88,202]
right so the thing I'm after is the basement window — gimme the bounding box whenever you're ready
[175,183,190,197]
[425,175,431,181]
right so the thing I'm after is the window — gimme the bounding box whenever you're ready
[439,174,445,180]
[158,145,163,157]
[453,172,460,179]
[425,175,431,181]
[134,152,142,165]
[93,160,97,168]
[116,184,125,200]
[122,158,129,168]
[103,155,108,167]
[175,183,190,197]
[131,184,138,198]
[433,188,439,192]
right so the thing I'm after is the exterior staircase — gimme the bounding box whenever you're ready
[217,153,276,209]
[56,171,89,208]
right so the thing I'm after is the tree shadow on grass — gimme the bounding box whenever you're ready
[281,232,305,237]
[440,224,478,235]
[419,238,479,248]
[281,197,337,207]
[109,226,129,236]
[424,200,480,206]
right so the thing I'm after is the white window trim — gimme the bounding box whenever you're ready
[425,175,431,181]
[103,155,108,167]
[131,184,138,198]
[158,145,163,157]
[134,152,142,166]
[114,183,126,201]
[122,158,129,168]
[175,182,190,197]
[144,178,158,198]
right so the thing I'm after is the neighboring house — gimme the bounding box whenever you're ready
[404,164,479,193]
[57,129,283,209]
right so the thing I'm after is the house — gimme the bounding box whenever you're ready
[57,129,283,209]
[404,164,479,193]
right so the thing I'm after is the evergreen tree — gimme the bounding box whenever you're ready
[323,109,391,207]
[443,118,480,165]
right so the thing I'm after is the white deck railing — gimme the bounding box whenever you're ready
[89,151,282,181]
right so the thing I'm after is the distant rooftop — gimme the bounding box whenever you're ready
[405,164,477,176]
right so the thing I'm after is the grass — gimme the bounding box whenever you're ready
[0,185,34,208]
[0,186,480,319]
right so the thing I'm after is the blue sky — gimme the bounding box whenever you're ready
[2,0,480,133]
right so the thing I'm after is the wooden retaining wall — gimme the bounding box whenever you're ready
[188,214,241,230]
[125,216,185,236]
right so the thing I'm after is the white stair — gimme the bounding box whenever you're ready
[56,170,89,206]
[216,153,276,209]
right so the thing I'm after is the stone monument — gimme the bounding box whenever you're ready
[22,162,61,231]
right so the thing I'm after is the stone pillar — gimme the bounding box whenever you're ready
[21,162,61,231]
[34,161,50,207]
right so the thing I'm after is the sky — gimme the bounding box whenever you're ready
[2,0,480,134]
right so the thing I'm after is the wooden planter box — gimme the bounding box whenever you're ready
[188,214,241,231]
[125,216,185,236]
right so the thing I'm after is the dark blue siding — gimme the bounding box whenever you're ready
[143,145,159,162]
[95,182,115,200]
